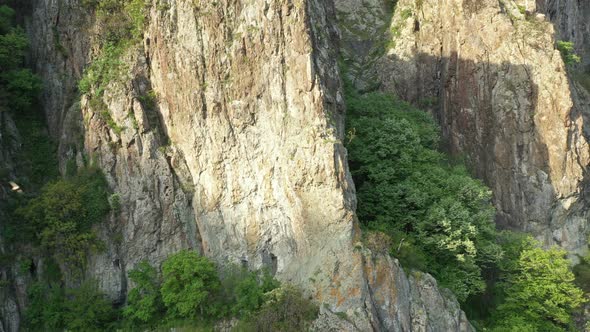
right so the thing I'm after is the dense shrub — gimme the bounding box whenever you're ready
[492,243,586,331]
[62,280,118,331]
[0,26,27,70]
[15,167,110,271]
[238,285,319,332]
[216,266,280,318]
[24,280,116,332]
[0,5,15,34]
[344,82,587,328]
[574,255,590,293]
[464,232,586,330]
[345,88,501,301]
[0,7,42,114]
[121,254,287,329]
[24,282,66,331]
[1,68,42,112]
[123,260,165,325]
[160,250,221,319]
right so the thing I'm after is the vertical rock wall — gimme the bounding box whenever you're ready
[18,0,473,331]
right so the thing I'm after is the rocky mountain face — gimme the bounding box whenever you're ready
[3,0,588,330]
[1,0,474,331]
[337,0,590,260]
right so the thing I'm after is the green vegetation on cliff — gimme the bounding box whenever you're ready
[345,85,501,301]
[491,243,585,331]
[24,250,317,331]
[13,167,110,271]
[344,82,587,331]
[78,0,151,133]
[557,40,581,67]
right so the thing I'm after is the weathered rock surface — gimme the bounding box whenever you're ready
[337,0,590,259]
[1,0,475,331]
[538,0,590,68]
[336,0,394,91]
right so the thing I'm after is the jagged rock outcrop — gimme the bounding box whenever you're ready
[1,0,475,331]
[337,0,590,259]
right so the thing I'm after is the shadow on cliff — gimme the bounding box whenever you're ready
[372,50,565,233]
[339,0,590,243]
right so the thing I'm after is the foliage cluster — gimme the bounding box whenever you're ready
[26,250,318,331]
[0,2,61,269]
[123,250,314,330]
[236,285,319,332]
[25,280,118,332]
[344,84,587,330]
[465,233,587,331]
[5,167,111,272]
[0,5,42,114]
[491,244,585,331]
[0,5,56,188]
[345,86,501,301]
[574,254,590,294]
[557,41,581,67]
[78,0,150,132]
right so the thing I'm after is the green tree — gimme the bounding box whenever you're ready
[62,280,117,331]
[494,245,586,330]
[16,168,110,271]
[160,250,220,319]
[1,68,42,112]
[0,5,15,34]
[490,315,537,332]
[24,280,116,332]
[24,282,66,331]
[345,89,501,301]
[123,260,165,325]
[0,26,26,71]
[226,268,280,318]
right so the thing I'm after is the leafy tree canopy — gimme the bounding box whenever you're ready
[345,88,501,300]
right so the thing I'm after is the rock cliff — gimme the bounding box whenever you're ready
[337,0,590,259]
[0,113,23,332]
[538,0,590,68]
[0,0,473,331]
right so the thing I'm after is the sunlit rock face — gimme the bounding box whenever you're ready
[11,0,473,331]
[337,0,590,259]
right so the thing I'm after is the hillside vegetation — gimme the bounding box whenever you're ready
[344,82,587,331]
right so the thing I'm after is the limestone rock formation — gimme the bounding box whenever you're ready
[0,0,476,331]
[337,0,590,259]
